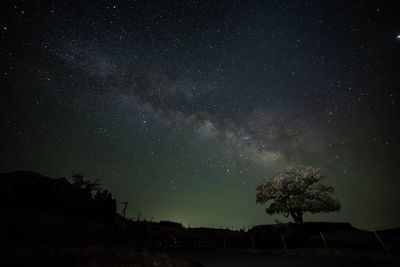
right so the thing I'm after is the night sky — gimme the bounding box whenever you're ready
[1,0,400,230]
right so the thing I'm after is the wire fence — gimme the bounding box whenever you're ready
[166,229,400,257]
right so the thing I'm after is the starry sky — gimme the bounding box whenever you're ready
[1,0,400,230]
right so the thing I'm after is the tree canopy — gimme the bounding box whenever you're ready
[256,166,340,223]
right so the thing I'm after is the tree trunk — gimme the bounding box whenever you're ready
[290,211,303,223]
[296,211,303,223]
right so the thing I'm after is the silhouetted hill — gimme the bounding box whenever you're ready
[248,222,358,237]
[0,171,116,223]
[0,171,206,266]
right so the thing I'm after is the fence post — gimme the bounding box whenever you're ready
[320,232,329,249]
[374,231,391,256]
[251,235,255,249]
[281,234,287,250]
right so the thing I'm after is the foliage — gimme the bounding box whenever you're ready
[72,173,116,222]
[256,166,340,223]
[72,173,101,195]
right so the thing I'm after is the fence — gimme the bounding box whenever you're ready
[167,229,400,257]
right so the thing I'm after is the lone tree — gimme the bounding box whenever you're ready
[256,166,340,223]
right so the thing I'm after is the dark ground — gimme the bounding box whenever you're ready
[173,248,400,267]
[2,246,399,267]
[176,251,349,267]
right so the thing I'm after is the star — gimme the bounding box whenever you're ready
[1,0,400,229]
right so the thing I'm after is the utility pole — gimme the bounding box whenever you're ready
[120,201,128,217]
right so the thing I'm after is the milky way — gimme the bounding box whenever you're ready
[1,1,400,229]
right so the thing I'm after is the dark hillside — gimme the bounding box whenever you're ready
[0,171,116,223]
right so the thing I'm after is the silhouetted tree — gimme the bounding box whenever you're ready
[71,174,118,222]
[72,173,101,196]
[256,166,340,223]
